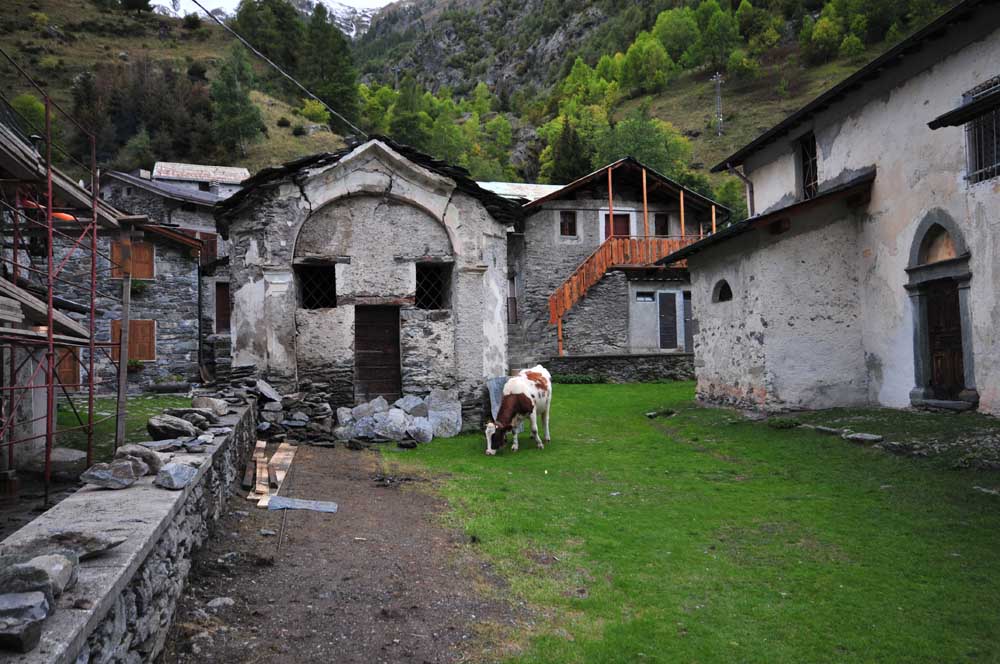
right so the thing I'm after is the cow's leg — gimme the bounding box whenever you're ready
[530,410,543,448]
[512,425,519,451]
[543,402,551,444]
[486,436,495,456]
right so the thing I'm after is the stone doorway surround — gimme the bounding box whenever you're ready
[904,208,978,410]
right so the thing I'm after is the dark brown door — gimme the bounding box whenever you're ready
[215,282,231,333]
[355,306,401,404]
[604,213,631,238]
[658,292,677,349]
[56,347,79,392]
[927,280,964,400]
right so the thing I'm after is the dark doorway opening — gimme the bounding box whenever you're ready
[658,292,677,350]
[355,306,401,404]
[926,279,964,400]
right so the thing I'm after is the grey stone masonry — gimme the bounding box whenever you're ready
[546,352,694,383]
[0,403,256,664]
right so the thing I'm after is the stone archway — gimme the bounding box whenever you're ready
[904,209,977,408]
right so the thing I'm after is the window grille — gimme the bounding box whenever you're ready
[559,211,577,236]
[798,133,818,200]
[965,77,1000,184]
[415,263,451,310]
[295,264,337,309]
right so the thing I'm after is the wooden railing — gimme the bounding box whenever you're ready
[548,235,698,325]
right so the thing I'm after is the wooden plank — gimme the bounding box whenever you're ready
[711,204,717,234]
[258,442,296,508]
[680,190,686,238]
[641,168,649,238]
[245,440,268,500]
[0,277,90,339]
[241,460,255,489]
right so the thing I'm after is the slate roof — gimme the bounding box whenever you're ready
[153,161,250,184]
[105,171,224,207]
[476,181,564,203]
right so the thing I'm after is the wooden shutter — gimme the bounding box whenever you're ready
[110,240,154,279]
[200,232,218,266]
[111,319,156,361]
[604,213,630,238]
[110,240,124,278]
[658,292,677,349]
[56,347,80,392]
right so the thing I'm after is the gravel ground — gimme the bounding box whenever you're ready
[159,445,526,664]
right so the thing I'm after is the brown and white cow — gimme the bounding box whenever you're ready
[484,365,552,455]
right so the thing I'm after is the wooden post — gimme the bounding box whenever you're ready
[680,190,686,238]
[607,167,614,240]
[641,168,649,238]
[114,225,132,451]
[557,318,564,357]
[711,204,717,234]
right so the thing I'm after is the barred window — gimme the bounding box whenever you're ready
[965,78,1000,184]
[798,132,818,200]
[415,263,451,310]
[295,264,337,309]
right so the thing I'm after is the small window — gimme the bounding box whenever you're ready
[125,186,133,196]
[415,263,452,310]
[654,213,671,236]
[295,264,337,309]
[712,280,733,303]
[198,182,211,191]
[965,78,1000,184]
[635,291,655,302]
[798,132,818,200]
[559,211,577,237]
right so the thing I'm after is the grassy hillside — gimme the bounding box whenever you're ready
[0,0,343,174]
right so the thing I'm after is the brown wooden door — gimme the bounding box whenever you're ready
[56,347,79,392]
[658,292,677,349]
[927,280,964,400]
[215,282,231,333]
[355,306,401,404]
[604,213,631,238]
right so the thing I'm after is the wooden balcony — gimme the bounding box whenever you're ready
[548,235,699,325]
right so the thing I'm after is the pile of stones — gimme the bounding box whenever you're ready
[334,389,463,448]
[0,530,125,652]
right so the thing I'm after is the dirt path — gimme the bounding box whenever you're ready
[160,445,523,664]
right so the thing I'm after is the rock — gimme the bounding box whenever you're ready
[164,407,220,424]
[114,444,163,475]
[262,402,283,413]
[206,597,234,609]
[0,530,125,561]
[257,422,273,434]
[192,396,229,416]
[352,416,377,439]
[207,426,233,435]
[291,411,310,422]
[0,566,54,606]
[394,395,425,414]
[843,432,884,444]
[351,401,375,420]
[115,455,149,479]
[373,409,410,441]
[0,592,49,653]
[182,413,210,430]
[80,460,139,490]
[280,420,307,428]
[281,393,303,409]
[182,442,207,454]
[814,425,844,436]
[19,554,77,596]
[311,403,333,418]
[345,438,369,450]
[427,389,463,438]
[332,425,353,441]
[254,379,282,402]
[154,463,198,490]
[370,396,390,414]
[336,407,354,426]
[197,433,215,444]
[259,529,276,537]
[137,439,184,452]
[20,447,87,480]
[397,440,418,449]
[406,417,434,444]
[261,410,282,423]
[147,414,199,440]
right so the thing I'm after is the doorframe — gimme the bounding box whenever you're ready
[904,209,977,407]
[656,288,686,352]
[597,208,638,243]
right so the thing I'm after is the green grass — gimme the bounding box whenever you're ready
[56,394,190,461]
[385,383,1000,663]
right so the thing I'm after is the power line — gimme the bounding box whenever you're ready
[189,0,367,138]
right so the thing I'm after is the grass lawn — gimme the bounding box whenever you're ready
[55,394,191,462]
[384,382,1000,663]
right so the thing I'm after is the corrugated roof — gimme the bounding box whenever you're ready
[105,171,224,207]
[476,181,564,203]
[153,161,250,184]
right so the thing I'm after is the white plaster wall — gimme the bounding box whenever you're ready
[627,280,690,353]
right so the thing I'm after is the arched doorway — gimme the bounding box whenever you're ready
[905,210,977,408]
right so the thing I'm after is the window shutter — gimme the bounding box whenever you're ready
[131,241,154,279]
[111,319,122,361]
[110,241,124,278]
[111,319,155,361]
[200,233,218,266]
[658,292,677,349]
[56,347,79,391]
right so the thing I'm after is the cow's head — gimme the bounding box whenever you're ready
[484,421,508,455]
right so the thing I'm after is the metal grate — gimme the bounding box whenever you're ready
[799,133,818,200]
[965,77,1000,184]
[415,263,451,310]
[296,265,337,309]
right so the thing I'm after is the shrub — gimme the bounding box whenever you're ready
[551,374,608,384]
[299,98,330,124]
[29,12,49,29]
[839,34,865,61]
[727,48,760,80]
[292,124,306,136]
[182,12,200,29]
[38,55,60,71]
[276,116,291,127]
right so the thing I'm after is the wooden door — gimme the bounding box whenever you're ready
[658,292,677,349]
[604,213,631,238]
[683,291,693,352]
[56,347,79,392]
[215,282,231,333]
[926,280,964,399]
[354,306,401,404]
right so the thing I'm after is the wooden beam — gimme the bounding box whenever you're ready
[680,190,686,238]
[557,318,564,357]
[711,204,717,234]
[607,167,614,240]
[113,225,132,451]
[641,168,649,238]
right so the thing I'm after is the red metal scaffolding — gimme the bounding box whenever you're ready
[0,46,129,504]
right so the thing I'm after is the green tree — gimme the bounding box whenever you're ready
[593,106,691,178]
[839,33,865,61]
[595,54,621,82]
[113,128,154,171]
[653,7,700,63]
[622,31,674,94]
[10,93,45,135]
[808,15,843,62]
[702,10,741,70]
[300,98,330,124]
[121,0,152,15]
[547,120,592,184]
[301,3,359,130]
[469,82,493,117]
[211,45,263,156]
[727,48,760,79]
[714,177,748,222]
[389,75,432,150]
[695,0,723,31]
[735,0,757,38]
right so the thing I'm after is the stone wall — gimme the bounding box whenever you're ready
[545,352,694,383]
[2,403,256,664]
[560,271,629,355]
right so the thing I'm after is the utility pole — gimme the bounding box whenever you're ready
[711,71,725,136]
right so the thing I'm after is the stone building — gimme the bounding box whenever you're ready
[151,161,249,199]
[217,138,519,423]
[661,0,1000,415]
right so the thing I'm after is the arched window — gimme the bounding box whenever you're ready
[712,279,733,303]
[918,224,958,265]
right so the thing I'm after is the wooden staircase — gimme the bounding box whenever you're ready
[547,235,699,348]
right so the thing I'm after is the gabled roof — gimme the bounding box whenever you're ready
[525,157,729,216]
[657,167,876,264]
[476,181,564,203]
[104,170,224,207]
[711,0,997,172]
[217,136,523,227]
[153,161,249,184]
